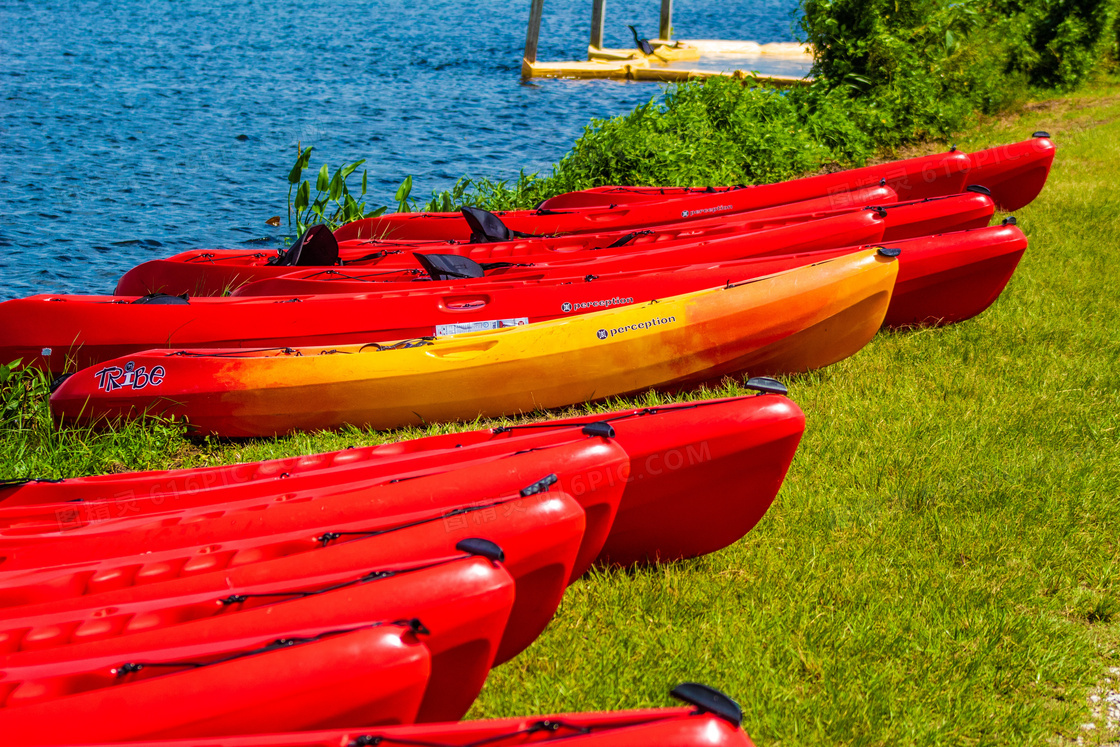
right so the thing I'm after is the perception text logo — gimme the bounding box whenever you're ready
[562,296,634,313]
[680,204,733,219]
[94,361,166,392]
[596,315,677,340]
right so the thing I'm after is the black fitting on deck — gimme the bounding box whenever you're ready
[456,538,506,563]
[520,473,558,497]
[49,373,73,393]
[744,377,788,396]
[581,421,616,439]
[670,683,743,726]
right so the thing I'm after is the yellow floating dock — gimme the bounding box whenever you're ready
[519,0,813,86]
[522,57,810,86]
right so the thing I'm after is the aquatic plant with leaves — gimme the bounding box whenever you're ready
[287,145,383,234]
[423,170,544,213]
[286,146,427,234]
[394,175,415,213]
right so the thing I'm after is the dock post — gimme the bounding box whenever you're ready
[658,0,672,40]
[522,0,545,78]
[590,0,606,51]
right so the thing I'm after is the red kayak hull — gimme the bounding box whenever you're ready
[0,441,626,598]
[1,555,514,723]
[539,136,1053,212]
[234,190,990,296]
[0,623,431,745]
[963,135,1056,211]
[53,705,755,747]
[592,396,803,564]
[0,431,615,539]
[0,489,586,668]
[113,200,890,297]
[109,187,988,301]
[115,185,897,297]
[334,148,972,241]
[1,395,805,570]
[882,222,1027,326]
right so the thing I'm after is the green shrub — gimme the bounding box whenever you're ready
[999,0,1119,89]
[419,80,880,211]
[544,79,870,190]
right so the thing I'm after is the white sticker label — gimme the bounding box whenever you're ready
[435,318,529,336]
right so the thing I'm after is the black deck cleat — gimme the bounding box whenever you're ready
[520,473,559,497]
[581,421,616,439]
[456,538,506,563]
[744,377,788,396]
[670,683,743,726]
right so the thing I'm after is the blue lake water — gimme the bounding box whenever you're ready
[0,0,803,299]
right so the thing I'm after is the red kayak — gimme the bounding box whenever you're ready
[0,622,431,744]
[234,189,991,296]
[882,219,1026,326]
[115,182,900,295]
[1,393,805,567]
[111,186,991,299]
[329,145,976,242]
[0,489,586,669]
[961,133,1056,211]
[1,553,514,723]
[0,441,626,602]
[8,210,886,374]
[114,193,897,297]
[539,134,1054,213]
[0,430,614,539]
[2,214,1011,378]
[19,683,755,747]
[238,218,1015,324]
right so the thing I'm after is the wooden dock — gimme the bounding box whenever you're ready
[520,0,813,86]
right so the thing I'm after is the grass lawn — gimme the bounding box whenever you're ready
[3,77,1119,745]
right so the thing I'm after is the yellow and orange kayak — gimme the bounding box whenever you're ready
[51,249,898,436]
